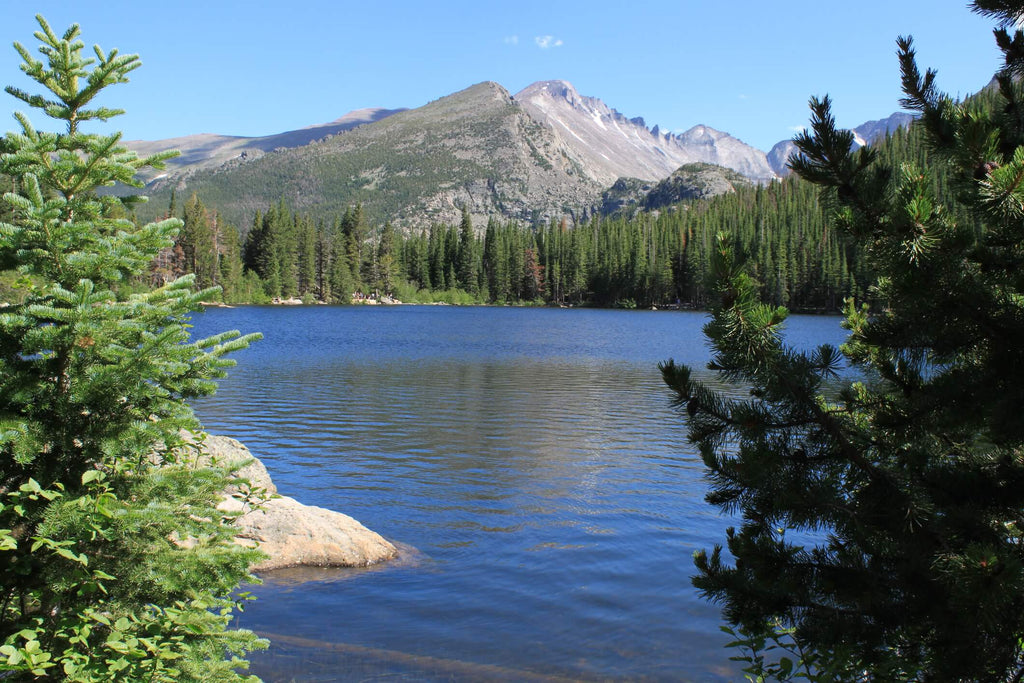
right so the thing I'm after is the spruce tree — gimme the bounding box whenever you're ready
[375,221,398,296]
[296,214,317,299]
[0,17,264,680]
[181,193,219,290]
[662,3,1024,679]
[342,204,366,293]
[456,206,477,294]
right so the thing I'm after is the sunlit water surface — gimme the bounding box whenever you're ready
[188,306,847,682]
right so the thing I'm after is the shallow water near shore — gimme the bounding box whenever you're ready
[188,305,847,682]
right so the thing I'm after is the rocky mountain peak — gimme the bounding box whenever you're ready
[517,80,582,105]
[470,80,514,102]
[678,125,720,146]
[422,81,514,111]
[125,78,825,230]
[515,80,776,185]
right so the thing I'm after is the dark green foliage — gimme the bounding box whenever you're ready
[180,193,219,290]
[242,201,295,299]
[342,204,367,294]
[375,222,399,296]
[662,5,1024,679]
[295,214,317,299]
[0,17,264,679]
[456,207,478,295]
[207,170,874,309]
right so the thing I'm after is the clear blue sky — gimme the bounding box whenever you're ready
[0,1,1003,152]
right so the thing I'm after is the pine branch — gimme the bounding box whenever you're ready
[972,0,1024,27]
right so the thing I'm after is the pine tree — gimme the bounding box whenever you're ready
[181,193,219,290]
[456,206,477,294]
[521,242,543,301]
[662,4,1024,679]
[328,217,353,303]
[342,204,366,294]
[217,217,246,303]
[375,221,398,296]
[294,213,316,299]
[428,223,444,291]
[0,17,264,680]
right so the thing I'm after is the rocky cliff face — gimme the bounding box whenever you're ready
[600,177,657,216]
[599,163,750,218]
[515,80,777,185]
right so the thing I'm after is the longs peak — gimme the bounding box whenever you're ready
[514,80,776,184]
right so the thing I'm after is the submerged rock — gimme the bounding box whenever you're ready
[196,434,399,572]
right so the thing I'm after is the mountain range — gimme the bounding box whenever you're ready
[127,80,912,229]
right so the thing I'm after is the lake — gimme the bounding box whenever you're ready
[187,305,848,682]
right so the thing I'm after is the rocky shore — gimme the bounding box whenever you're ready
[195,434,398,572]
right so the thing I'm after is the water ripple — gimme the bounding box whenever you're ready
[187,306,848,681]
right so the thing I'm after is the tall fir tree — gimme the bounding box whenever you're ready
[456,206,477,294]
[217,217,246,303]
[342,204,366,294]
[375,221,399,296]
[328,216,353,303]
[661,3,1024,679]
[295,213,317,299]
[180,193,219,290]
[0,17,265,680]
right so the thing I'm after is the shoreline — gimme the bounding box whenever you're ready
[200,299,847,316]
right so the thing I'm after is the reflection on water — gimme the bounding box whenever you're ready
[189,306,847,681]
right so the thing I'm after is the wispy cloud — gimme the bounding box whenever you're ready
[504,35,519,45]
[789,125,807,134]
[738,94,750,100]
[534,35,564,49]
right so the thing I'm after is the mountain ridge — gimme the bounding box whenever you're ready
[126,80,916,230]
[128,107,406,183]
[514,80,776,185]
[135,81,605,229]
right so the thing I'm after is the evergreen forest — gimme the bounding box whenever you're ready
[130,120,941,312]
[0,95,952,314]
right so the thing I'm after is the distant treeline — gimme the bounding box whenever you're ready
[144,123,949,311]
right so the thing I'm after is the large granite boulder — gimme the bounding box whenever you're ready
[195,434,398,572]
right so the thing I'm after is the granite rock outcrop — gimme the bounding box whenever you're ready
[194,434,398,572]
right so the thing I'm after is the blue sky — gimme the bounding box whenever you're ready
[0,1,1003,152]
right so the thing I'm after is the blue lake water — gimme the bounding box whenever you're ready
[187,305,848,682]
